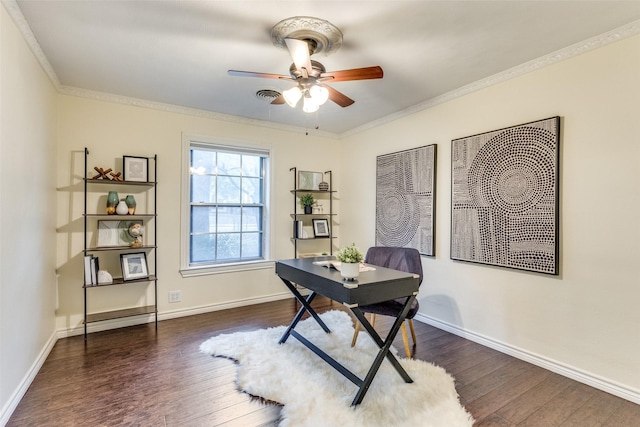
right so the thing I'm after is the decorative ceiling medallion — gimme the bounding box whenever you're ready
[271,16,343,56]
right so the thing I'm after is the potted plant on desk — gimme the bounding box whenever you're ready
[300,193,315,214]
[336,243,364,280]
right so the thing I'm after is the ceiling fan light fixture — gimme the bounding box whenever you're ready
[309,85,329,105]
[283,85,302,107]
[303,96,319,113]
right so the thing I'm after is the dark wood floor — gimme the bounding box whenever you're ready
[7,297,639,426]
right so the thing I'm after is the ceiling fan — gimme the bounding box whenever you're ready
[228,17,383,113]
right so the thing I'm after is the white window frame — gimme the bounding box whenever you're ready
[180,134,273,277]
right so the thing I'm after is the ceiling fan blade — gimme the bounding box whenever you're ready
[228,70,293,81]
[325,85,355,107]
[321,66,383,82]
[285,38,313,76]
[271,94,285,105]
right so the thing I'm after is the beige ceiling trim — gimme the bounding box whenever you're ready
[2,0,61,88]
[4,0,638,139]
[342,19,640,139]
[58,86,339,139]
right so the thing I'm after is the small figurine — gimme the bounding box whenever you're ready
[92,167,112,180]
[128,223,144,248]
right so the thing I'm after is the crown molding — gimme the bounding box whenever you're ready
[342,19,640,138]
[58,86,339,139]
[4,0,638,140]
[2,0,61,89]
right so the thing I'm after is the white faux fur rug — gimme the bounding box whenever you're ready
[200,310,474,427]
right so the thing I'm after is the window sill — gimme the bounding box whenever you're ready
[180,260,274,278]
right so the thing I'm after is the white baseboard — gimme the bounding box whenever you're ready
[15,293,635,426]
[56,290,295,338]
[0,330,57,426]
[415,313,640,405]
[3,291,295,424]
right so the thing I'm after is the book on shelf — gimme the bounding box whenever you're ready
[84,255,93,285]
[84,255,100,286]
[91,256,99,285]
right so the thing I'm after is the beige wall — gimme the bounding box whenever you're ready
[0,3,58,420]
[55,96,341,332]
[340,35,640,397]
[2,1,639,419]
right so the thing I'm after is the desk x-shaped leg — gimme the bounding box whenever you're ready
[278,278,330,345]
[348,294,416,405]
[279,275,415,406]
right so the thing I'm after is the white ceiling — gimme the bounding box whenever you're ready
[10,1,640,136]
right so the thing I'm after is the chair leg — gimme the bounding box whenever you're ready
[408,319,417,344]
[351,313,376,347]
[400,322,412,358]
[351,320,361,347]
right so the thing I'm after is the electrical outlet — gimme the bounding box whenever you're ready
[168,290,182,303]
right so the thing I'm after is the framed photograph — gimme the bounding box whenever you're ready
[298,171,323,190]
[450,116,560,275]
[120,252,149,281]
[123,155,148,182]
[312,218,330,237]
[97,220,142,247]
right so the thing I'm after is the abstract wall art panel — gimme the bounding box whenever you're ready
[451,116,560,275]
[376,144,436,256]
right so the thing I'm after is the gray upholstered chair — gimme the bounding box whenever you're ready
[350,246,423,358]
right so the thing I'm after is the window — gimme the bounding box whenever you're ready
[181,136,270,274]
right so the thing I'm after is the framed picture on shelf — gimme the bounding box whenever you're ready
[97,220,142,247]
[120,252,149,281]
[123,155,148,182]
[298,171,323,190]
[312,218,330,237]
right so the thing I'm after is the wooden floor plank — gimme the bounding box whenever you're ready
[517,381,602,427]
[6,297,639,427]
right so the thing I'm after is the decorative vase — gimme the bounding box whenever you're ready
[116,200,129,215]
[304,205,313,214]
[340,262,360,280]
[318,181,329,191]
[106,191,119,215]
[125,195,136,214]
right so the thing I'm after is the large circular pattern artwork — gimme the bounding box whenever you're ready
[468,127,556,214]
[451,117,560,275]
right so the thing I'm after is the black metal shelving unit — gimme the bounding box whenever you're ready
[289,167,336,258]
[82,147,158,339]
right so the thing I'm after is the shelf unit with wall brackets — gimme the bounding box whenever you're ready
[82,147,158,339]
[290,167,336,258]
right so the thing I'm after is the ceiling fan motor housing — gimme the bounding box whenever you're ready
[289,60,326,80]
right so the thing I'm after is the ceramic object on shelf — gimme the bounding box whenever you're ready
[97,270,113,285]
[125,195,136,214]
[106,191,119,215]
[319,181,329,191]
[116,200,129,215]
